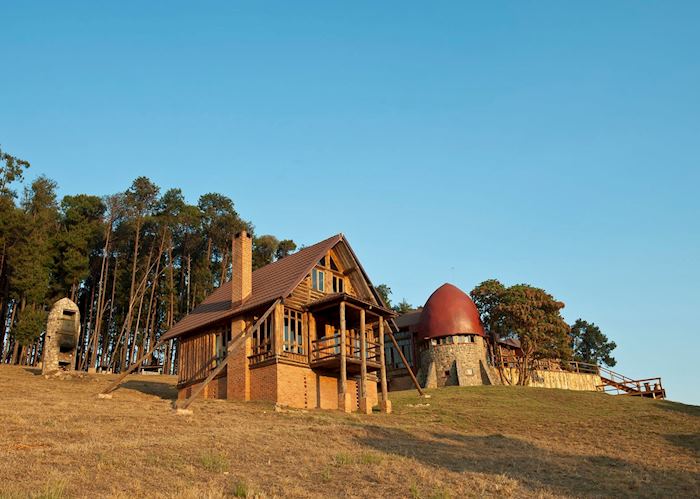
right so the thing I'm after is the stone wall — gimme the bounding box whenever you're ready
[501,367,602,391]
[42,298,80,374]
[417,336,490,388]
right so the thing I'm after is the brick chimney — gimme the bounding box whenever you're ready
[231,230,252,305]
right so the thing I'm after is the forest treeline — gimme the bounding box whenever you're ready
[0,148,297,373]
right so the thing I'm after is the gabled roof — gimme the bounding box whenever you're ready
[161,234,342,340]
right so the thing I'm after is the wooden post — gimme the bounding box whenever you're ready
[339,301,350,412]
[378,318,391,413]
[358,309,371,414]
[385,320,426,397]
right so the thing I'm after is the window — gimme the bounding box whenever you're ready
[385,331,413,369]
[332,275,344,294]
[283,308,304,354]
[329,256,339,271]
[252,314,273,356]
[312,268,325,292]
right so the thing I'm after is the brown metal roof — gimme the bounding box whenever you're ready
[161,234,343,340]
[394,309,423,329]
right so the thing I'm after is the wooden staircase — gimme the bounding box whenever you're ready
[595,365,666,399]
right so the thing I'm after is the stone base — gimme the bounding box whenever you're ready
[380,399,392,414]
[359,397,373,415]
[339,391,353,413]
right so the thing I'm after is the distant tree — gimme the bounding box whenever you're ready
[53,194,106,301]
[570,319,616,367]
[375,284,392,308]
[275,239,297,260]
[252,235,279,270]
[13,308,47,350]
[393,299,413,314]
[470,279,507,340]
[0,147,30,197]
[471,280,572,385]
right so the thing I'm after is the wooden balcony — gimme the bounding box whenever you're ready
[310,334,382,373]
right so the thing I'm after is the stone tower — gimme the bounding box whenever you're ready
[42,298,81,374]
[414,283,493,388]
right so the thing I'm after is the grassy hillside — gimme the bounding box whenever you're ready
[0,365,697,498]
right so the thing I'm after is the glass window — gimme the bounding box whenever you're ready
[332,275,344,294]
[312,268,325,292]
[252,314,273,356]
[283,308,304,354]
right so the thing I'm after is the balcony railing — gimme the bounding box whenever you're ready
[248,349,308,367]
[311,333,380,364]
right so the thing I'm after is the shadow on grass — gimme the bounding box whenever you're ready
[357,426,699,497]
[664,433,700,458]
[22,367,42,376]
[121,379,177,400]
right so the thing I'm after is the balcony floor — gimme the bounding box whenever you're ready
[310,356,381,374]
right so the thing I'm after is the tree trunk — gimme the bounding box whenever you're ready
[89,219,113,370]
[122,218,142,370]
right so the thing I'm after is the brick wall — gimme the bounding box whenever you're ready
[276,364,315,408]
[316,374,339,409]
[249,364,278,402]
[227,319,250,401]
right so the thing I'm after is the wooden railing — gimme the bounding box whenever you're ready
[311,334,380,364]
[248,349,308,367]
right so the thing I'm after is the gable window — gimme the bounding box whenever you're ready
[283,308,304,354]
[312,268,325,292]
[332,275,344,294]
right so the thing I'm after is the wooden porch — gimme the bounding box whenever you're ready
[310,333,382,373]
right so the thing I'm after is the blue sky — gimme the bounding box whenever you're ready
[2,2,698,404]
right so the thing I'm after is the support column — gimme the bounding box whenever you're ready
[358,308,371,414]
[378,317,391,413]
[339,301,351,412]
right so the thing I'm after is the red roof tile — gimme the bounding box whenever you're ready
[161,234,342,340]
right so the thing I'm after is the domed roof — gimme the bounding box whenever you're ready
[417,283,485,341]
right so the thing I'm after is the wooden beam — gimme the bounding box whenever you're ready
[378,318,388,402]
[359,308,367,400]
[176,299,280,410]
[385,320,425,397]
[339,301,347,408]
[100,339,165,395]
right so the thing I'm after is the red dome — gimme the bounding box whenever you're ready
[417,283,485,341]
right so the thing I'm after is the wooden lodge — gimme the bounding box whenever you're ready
[161,232,396,413]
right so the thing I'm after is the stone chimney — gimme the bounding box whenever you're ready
[232,230,253,305]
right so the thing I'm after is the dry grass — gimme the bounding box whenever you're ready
[0,365,697,498]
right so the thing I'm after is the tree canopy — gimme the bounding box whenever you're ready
[0,151,297,372]
[570,319,617,367]
[471,279,572,385]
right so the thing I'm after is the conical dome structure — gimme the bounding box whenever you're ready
[417,283,484,341]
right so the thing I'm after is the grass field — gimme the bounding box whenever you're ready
[0,365,697,498]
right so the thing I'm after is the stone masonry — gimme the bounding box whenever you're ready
[42,298,80,374]
[417,336,491,388]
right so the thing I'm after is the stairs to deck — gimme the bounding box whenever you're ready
[596,365,666,399]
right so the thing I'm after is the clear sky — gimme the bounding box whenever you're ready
[2,2,698,404]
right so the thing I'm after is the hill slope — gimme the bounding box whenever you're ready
[0,366,697,498]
